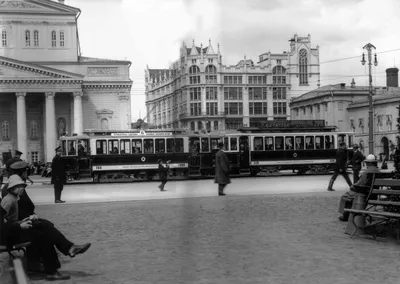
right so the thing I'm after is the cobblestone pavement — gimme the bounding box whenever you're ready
[2,193,400,284]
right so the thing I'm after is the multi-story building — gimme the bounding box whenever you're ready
[0,0,132,163]
[290,68,400,155]
[145,34,320,132]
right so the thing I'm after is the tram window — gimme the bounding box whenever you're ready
[120,139,131,154]
[108,140,119,154]
[275,137,284,150]
[230,137,238,151]
[189,137,200,153]
[325,135,335,149]
[201,138,210,152]
[348,135,353,147]
[166,138,175,153]
[96,140,107,154]
[223,137,229,151]
[315,136,324,149]
[264,137,274,150]
[285,137,294,150]
[338,135,345,145]
[144,139,154,153]
[132,139,142,154]
[68,141,77,155]
[175,138,184,153]
[254,137,264,151]
[295,136,305,150]
[155,139,166,153]
[61,140,67,156]
[210,138,219,150]
[305,136,314,149]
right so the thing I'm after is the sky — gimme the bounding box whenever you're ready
[66,0,400,122]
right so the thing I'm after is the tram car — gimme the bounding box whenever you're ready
[58,120,354,183]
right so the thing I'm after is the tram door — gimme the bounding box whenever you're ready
[188,137,201,176]
[239,136,250,169]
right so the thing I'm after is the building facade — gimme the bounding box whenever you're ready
[290,68,400,155]
[0,0,132,163]
[145,34,320,132]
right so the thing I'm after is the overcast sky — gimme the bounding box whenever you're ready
[67,0,400,122]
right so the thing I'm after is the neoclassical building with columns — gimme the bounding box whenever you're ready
[0,0,132,163]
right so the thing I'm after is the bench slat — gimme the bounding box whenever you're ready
[371,190,400,195]
[369,200,400,206]
[374,179,400,187]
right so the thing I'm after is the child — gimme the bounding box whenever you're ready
[157,159,170,191]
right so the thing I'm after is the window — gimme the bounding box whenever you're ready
[224,87,243,100]
[189,87,201,101]
[206,102,218,116]
[299,49,308,85]
[144,139,154,153]
[223,76,242,84]
[31,152,39,163]
[272,66,286,85]
[1,120,10,140]
[205,65,216,74]
[190,121,195,131]
[295,136,304,150]
[249,87,267,100]
[272,87,286,100]
[305,136,314,149]
[30,120,38,139]
[59,31,65,47]
[51,31,56,47]
[108,140,119,154]
[190,102,201,116]
[155,139,165,153]
[249,102,267,115]
[214,120,218,130]
[325,135,334,149]
[315,136,324,149]
[197,121,203,130]
[175,138,184,152]
[201,138,210,152]
[276,59,282,65]
[96,140,107,154]
[248,76,266,85]
[273,102,287,115]
[189,65,200,84]
[230,137,238,151]
[132,139,142,153]
[285,137,294,150]
[206,87,218,100]
[101,118,109,130]
[254,137,264,150]
[68,141,77,155]
[120,139,131,154]
[265,137,274,150]
[33,30,39,47]
[224,102,243,115]
[275,137,283,150]
[25,30,31,47]
[1,30,7,47]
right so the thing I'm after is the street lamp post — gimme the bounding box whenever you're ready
[361,43,378,155]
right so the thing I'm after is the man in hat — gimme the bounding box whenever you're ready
[338,154,381,221]
[51,147,66,203]
[157,159,170,191]
[327,142,352,191]
[214,142,230,196]
[5,150,33,185]
[350,143,365,184]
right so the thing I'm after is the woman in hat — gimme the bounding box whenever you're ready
[1,173,91,280]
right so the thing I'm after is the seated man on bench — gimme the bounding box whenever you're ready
[338,154,381,222]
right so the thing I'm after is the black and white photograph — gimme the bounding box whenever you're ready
[1,0,400,283]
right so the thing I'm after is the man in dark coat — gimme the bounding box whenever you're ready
[5,150,23,175]
[214,142,230,196]
[158,159,170,191]
[350,144,365,183]
[327,142,352,191]
[51,147,66,203]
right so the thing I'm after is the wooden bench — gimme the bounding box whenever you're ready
[344,178,400,240]
[0,242,31,260]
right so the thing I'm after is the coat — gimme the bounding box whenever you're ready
[158,164,169,181]
[51,154,66,184]
[334,149,348,170]
[214,150,231,185]
[351,150,365,171]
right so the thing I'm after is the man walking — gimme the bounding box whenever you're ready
[327,142,352,191]
[157,159,169,191]
[51,147,66,203]
[214,142,230,196]
[350,144,365,184]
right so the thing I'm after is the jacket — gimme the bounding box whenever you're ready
[51,154,66,184]
[214,150,231,185]
[351,150,365,171]
[158,164,169,181]
[334,149,348,170]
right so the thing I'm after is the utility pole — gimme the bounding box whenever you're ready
[361,43,378,155]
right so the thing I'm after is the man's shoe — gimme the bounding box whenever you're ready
[26,263,45,274]
[45,271,71,281]
[69,243,91,257]
[160,189,167,192]
[55,200,66,203]
[327,188,335,191]
[338,216,348,222]
[218,193,226,196]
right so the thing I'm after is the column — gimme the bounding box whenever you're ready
[45,92,56,163]
[15,92,28,161]
[201,86,206,116]
[242,87,249,127]
[73,91,83,135]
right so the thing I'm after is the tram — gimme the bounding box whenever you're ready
[58,120,354,183]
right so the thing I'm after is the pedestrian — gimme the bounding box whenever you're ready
[338,154,380,221]
[350,143,365,184]
[51,147,66,203]
[327,142,352,191]
[158,159,169,191]
[0,158,4,186]
[4,150,34,185]
[390,140,396,161]
[1,174,91,280]
[214,142,230,196]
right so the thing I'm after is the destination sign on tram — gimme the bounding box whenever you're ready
[111,132,173,137]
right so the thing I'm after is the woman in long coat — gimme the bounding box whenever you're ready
[214,142,230,196]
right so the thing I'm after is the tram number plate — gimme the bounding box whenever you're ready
[95,166,102,170]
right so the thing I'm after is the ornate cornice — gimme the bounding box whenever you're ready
[15,92,26,98]
[45,92,55,98]
[0,20,75,26]
[82,84,132,91]
[0,60,69,78]
[73,91,83,98]
[0,79,83,84]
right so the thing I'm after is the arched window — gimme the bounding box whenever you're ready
[51,31,56,47]
[190,121,195,131]
[272,66,286,85]
[205,65,216,74]
[214,120,218,131]
[1,30,7,47]
[59,31,65,47]
[205,65,217,84]
[33,30,39,47]
[1,121,10,140]
[25,30,31,47]
[299,49,308,85]
[30,120,38,139]
[197,121,203,130]
[101,118,109,130]
[189,65,201,84]
[273,66,286,74]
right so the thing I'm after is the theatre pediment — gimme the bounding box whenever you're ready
[0,0,80,15]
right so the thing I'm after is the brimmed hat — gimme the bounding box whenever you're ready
[7,175,27,190]
[55,146,62,152]
[10,161,28,170]
[365,154,377,163]
[15,150,23,156]
[352,144,359,148]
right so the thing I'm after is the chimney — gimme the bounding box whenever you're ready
[386,68,399,87]
[340,83,345,89]
[350,78,355,88]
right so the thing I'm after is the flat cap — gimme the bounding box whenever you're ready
[15,150,23,155]
[10,161,28,170]
[55,146,62,152]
